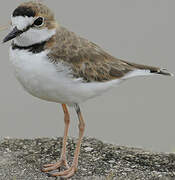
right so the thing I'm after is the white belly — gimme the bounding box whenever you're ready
[9,48,121,105]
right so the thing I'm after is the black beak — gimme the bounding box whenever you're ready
[3,27,23,43]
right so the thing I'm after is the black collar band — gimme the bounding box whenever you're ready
[12,41,47,54]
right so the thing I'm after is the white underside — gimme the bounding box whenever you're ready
[9,48,152,106]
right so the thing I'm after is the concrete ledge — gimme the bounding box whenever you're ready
[0,137,175,180]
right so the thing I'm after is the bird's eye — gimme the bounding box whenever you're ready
[34,17,44,27]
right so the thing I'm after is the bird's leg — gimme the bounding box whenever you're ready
[48,104,85,178]
[60,104,70,167]
[42,104,70,172]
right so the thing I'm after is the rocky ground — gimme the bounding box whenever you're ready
[0,137,175,180]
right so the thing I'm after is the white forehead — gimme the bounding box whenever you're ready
[11,16,34,30]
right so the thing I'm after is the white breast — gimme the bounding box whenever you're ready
[9,48,121,106]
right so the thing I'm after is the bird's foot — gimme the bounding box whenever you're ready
[47,165,77,178]
[41,158,69,172]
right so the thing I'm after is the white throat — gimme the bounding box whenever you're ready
[14,28,56,47]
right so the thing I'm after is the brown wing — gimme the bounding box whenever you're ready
[47,26,134,82]
[48,26,170,82]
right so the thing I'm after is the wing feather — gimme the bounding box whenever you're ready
[48,26,172,82]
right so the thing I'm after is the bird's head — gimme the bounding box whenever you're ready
[3,1,57,46]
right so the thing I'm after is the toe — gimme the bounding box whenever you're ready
[49,167,73,177]
[42,161,62,172]
[48,166,77,178]
[43,163,55,168]
[61,168,76,178]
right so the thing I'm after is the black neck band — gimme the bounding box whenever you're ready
[12,41,47,54]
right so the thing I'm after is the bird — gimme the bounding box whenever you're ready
[3,1,173,178]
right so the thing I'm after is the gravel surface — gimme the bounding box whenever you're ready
[0,137,175,180]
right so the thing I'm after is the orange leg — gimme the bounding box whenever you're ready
[48,104,85,178]
[42,104,70,172]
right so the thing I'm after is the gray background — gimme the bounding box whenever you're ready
[0,0,174,152]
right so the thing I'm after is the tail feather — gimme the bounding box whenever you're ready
[121,60,174,80]
[151,68,174,76]
[125,61,174,77]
